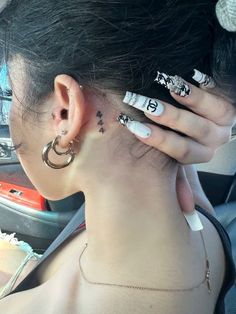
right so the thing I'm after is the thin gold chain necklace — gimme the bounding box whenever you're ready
[79,230,211,293]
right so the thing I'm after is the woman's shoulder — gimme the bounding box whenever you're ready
[0,284,43,314]
[37,227,87,284]
[0,228,88,314]
[0,231,41,299]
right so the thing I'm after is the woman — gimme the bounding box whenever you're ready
[0,0,235,313]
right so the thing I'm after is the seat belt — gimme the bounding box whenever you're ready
[7,204,85,295]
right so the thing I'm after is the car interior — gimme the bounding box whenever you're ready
[0,123,235,250]
[1,123,236,310]
[0,124,85,252]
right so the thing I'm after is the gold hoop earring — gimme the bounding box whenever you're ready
[42,136,76,169]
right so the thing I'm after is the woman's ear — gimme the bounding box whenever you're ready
[53,74,86,148]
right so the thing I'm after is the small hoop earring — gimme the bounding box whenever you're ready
[52,136,74,156]
[42,136,76,169]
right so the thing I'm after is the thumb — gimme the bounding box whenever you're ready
[176,166,195,213]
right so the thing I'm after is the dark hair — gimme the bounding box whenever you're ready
[3,0,235,164]
[213,27,236,103]
[0,0,217,111]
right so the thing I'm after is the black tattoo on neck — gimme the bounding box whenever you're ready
[96,111,103,118]
[99,128,105,134]
[96,111,105,133]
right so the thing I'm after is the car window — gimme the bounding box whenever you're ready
[0,65,16,163]
[0,64,11,126]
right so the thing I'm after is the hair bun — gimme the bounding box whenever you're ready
[216,0,236,32]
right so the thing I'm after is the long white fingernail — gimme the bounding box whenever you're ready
[192,69,216,89]
[126,121,152,138]
[123,92,164,116]
[183,210,203,231]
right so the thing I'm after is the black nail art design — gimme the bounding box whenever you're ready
[99,128,105,134]
[192,69,216,89]
[170,75,191,97]
[117,113,134,126]
[154,71,191,97]
[155,72,173,89]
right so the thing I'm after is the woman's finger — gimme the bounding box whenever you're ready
[170,82,236,127]
[183,165,215,215]
[176,166,195,214]
[132,123,215,164]
[121,80,235,165]
[154,70,236,126]
[144,103,231,148]
[176,166,204,231]
[122,90,232,150]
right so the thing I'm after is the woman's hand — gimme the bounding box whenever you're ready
[144,81,235,215]
[176,165,215,215]
[123,75,236,216]
[135,82,236,164]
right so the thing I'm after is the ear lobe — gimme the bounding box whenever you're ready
[54,74,86,148]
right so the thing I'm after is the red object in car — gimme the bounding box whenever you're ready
[0,181,46,211]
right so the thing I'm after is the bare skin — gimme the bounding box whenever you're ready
[0,215,225,314]
[0,241,38,292]
[0,64,228,313]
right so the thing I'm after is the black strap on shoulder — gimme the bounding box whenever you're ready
[196,205,236,314]
[7,204,85,295]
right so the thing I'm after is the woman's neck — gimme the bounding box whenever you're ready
[85,172,184,256]
[75,121,205,288]
[80,162,205,288]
